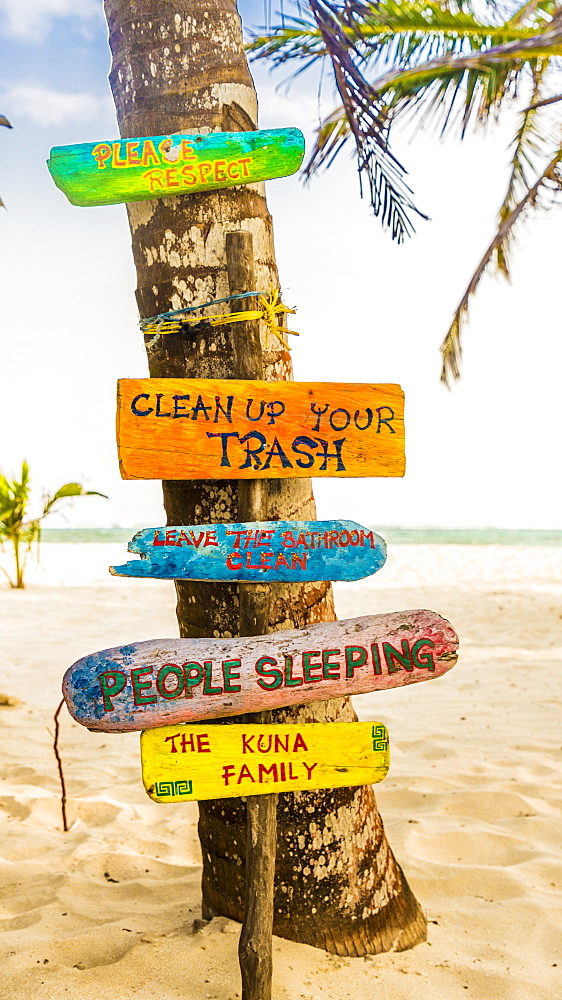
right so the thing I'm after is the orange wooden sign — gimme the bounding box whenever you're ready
[116,379,405,480]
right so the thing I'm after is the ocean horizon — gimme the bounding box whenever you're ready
[40,527,562,546]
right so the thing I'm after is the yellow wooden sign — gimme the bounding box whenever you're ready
[141,721,390,802]
[116,378,405,480]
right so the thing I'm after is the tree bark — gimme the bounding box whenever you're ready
[104,0,426,956]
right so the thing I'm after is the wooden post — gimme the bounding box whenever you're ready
[226,231,277,1000]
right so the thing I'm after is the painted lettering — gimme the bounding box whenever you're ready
[197,161,213,184]
[345,646,368,678]
[310,402,329,431]
[191,395,212,421]
[99,670,127,711]
[255,656,283,690]
[180,139,196,161]
[223,659,242,693]
[412,638,436,671]
[206,431,240,466]
[266,401,285,424]
[293,733,308,752]
[156,663,184,700]
[131,393,153,416]
[376,406,396,433]
[141,139,160,166]
[226,551,243,570]
[183,661,204,695]
[164,733,181,753]
[111,142,128,168]
[143,167,166,190]
[383,640,413,673]
[354,408,373,430]
[92,143,112,169]
[181,165,197,186]
[284,654,302,688]
[329,408,350,431]
[131,667,156,706]
[214,159,227,182]
[291,435,317,468]
[203,660,222,695]
[214,395,234,423]
[237,764,254,785]
[222,764,236,786]
[322,648,341,680]
[315,437,346,472]
[259,763,278,782]
[155,393,171,417]
[126,141,142,166]
[302,650,322,683]
[261,437,292,470]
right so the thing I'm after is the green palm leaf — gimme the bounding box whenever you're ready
[251,0,562,378]
[441,142,562,384]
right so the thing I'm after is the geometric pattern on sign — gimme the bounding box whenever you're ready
[371,724,389,752]
[154,780,193,796]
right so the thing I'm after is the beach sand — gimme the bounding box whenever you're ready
[1,543,561,999]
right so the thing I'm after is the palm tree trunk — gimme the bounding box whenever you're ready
[13,533,23,589]
[104,0,426,956]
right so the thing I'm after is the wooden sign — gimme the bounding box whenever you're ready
[109,520,387,582]
[116,379,405,480]
[47,128,305,207]
[141,721,390,802]
[62,610,458,733]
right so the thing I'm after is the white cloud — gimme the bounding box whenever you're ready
[1,83,111,126]
[0,0,100,40]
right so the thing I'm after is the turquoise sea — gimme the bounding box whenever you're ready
[40,527,562,545]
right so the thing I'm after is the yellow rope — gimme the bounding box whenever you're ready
[142,288,299,350]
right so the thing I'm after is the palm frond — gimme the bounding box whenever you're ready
[441,141,562,384]
[305,0,429,240]
[249,17,326,65]
[41,482,107,519]
[527,90,562,107]
[495,65,550,277]
[364,14,562,140]
[250,1,545,67]
[505,0,556,28]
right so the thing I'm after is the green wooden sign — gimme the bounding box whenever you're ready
[47,128,305,207]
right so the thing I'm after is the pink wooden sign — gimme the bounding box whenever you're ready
[63,610,459,733]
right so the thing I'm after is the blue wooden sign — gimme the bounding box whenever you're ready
[109,520,387,582]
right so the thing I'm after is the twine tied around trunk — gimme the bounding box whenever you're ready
[141,288,298,350]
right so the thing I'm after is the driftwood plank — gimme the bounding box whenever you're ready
[141,721,390,802]
[116,378,405,480]
[109,520,387,582]
[47,128,305,207]
[62,610,458,733]
[226,228,276,1000]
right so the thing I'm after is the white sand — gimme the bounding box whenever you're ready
[1,543,561,999]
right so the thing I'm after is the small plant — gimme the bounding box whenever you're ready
[0,461,106,588]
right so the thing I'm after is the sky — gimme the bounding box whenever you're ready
[1,0,561,530]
